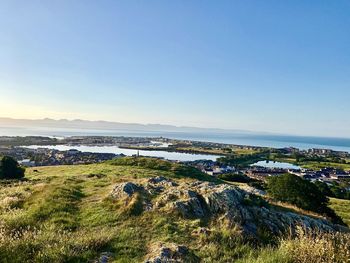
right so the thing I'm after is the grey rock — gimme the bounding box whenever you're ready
[145,243,189,263]
[92,252,113,263]
[113,179,348,239]
[152,181,346,238]
[110,182,141,198]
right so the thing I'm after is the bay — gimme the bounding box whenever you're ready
[2,126,350,153]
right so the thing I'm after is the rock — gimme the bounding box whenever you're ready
[145,243,189,263]
[113,179,348,239]
[148,176,177,186]
[92,252,113,263]
[110,182,141,198]
[171,190,207,218]
[146,177,178,195]
[192,227,211,236]
[152,181,345,238]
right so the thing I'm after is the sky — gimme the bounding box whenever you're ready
[0,0,349,137]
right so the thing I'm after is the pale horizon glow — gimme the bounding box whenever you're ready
[1,1,350,137]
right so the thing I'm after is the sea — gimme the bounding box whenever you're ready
[1,126,350,153]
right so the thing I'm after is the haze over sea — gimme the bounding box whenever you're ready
[1,126,350,153]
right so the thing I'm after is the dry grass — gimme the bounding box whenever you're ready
[279,226,350,263]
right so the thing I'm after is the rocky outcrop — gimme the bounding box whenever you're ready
[111,178,347,238]
[144,243,189,263]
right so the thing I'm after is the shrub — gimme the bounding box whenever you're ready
[315,181,350,200]
[314,181,334,197]
[0,156,25,180]
[108,157,172,171]
[248,181,266,191]
[218,173,251,183]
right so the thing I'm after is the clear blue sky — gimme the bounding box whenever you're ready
[1,0,349,137]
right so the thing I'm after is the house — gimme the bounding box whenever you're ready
[19,159,35,167]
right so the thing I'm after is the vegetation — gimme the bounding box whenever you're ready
[217,151,270,168]
[218,172,252,183]
[0,136,60,146]
[107,156,218,182]
[237,227,350,263]
[0,156,25,180]
[329,198,350,226]
[120,144,259,156]
[266,174,343,224]
[0,157,348,262]
[314,180,350,200]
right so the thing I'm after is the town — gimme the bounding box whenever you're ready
[0,146,122,166]
[0,136,349,187]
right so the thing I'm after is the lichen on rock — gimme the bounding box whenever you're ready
[144,242,190,263]
[111,177,348,239]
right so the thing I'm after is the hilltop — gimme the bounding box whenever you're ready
[0,157,349,263]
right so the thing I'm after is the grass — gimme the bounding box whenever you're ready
[0,157,349,262]
[329,197,350,226]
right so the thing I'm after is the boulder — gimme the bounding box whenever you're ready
[148,176,177,186]
[92,252,113,263]
[144,243,189,263]
[146,176,178,194]
[110,182,141,198]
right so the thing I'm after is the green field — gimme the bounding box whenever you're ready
[329,198,350,226]
[0,158,348,262]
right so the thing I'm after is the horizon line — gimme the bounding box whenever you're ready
[1,116,350,140]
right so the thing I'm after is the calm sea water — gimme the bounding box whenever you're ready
[1,126,350,153]
[251,161,301,170]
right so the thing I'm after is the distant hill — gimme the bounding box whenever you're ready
[0,117,259,134]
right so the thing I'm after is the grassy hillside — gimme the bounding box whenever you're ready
[0,157,349,262]
[329,198,350,226]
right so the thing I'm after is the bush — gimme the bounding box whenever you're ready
[314,181,334,197]
[218,173,251,183]
[248,181,266,191]
[267,174,343,224]
[0,156,25,180]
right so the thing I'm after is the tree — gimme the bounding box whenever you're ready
[267,174,343,224]
[314,181,334,197]
[0,156,25,179]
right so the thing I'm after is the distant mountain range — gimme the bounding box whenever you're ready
[0,117,261,135]
[1,117,350,151]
